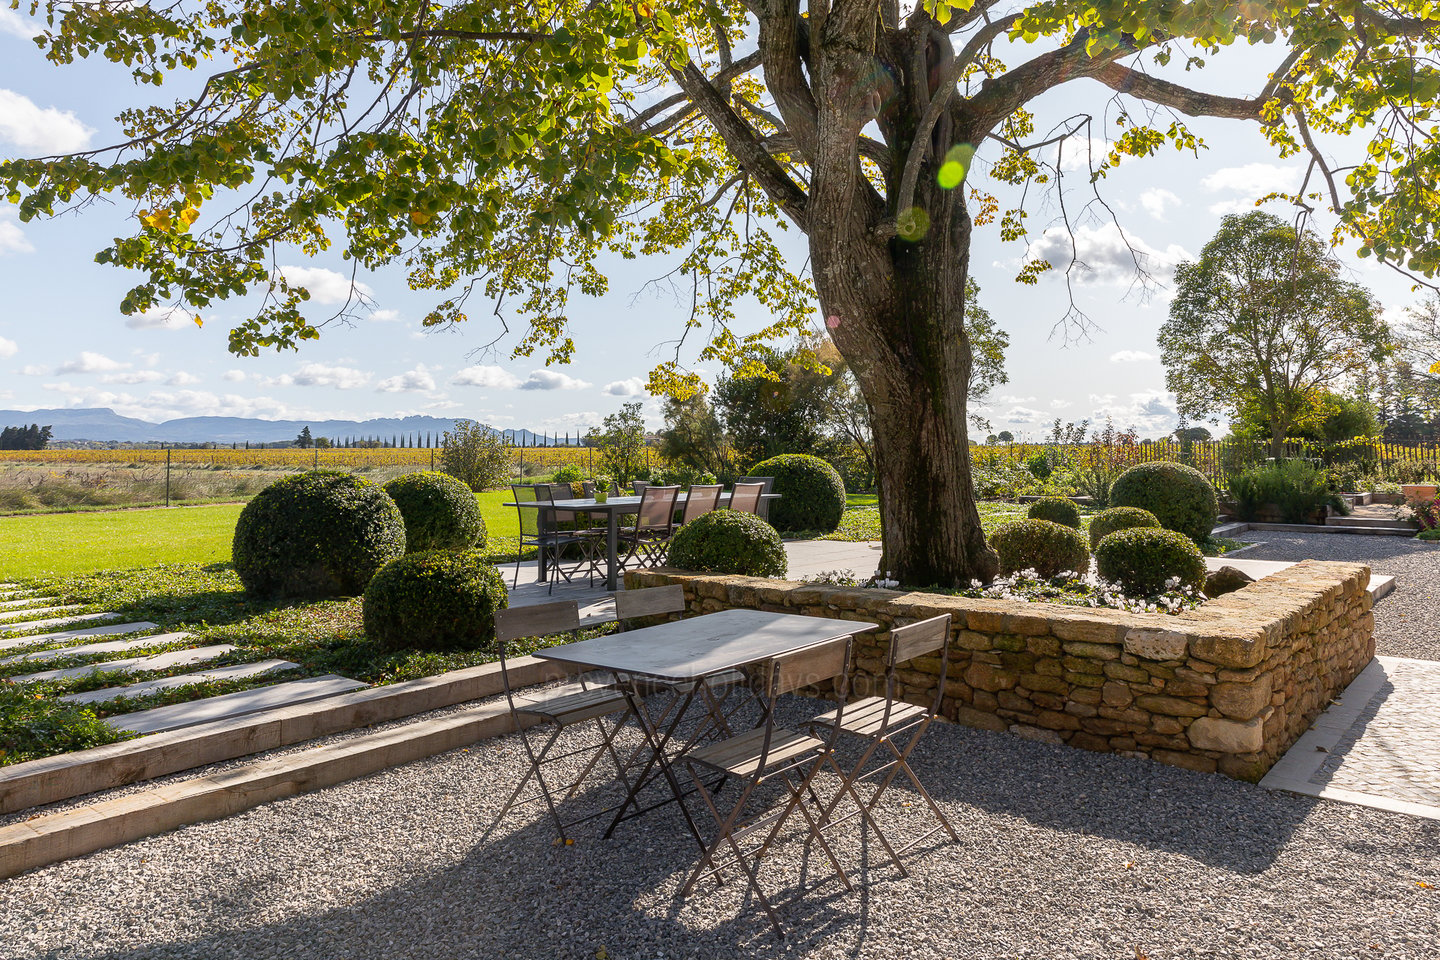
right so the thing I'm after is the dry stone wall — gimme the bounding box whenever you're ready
[626,560,1374,781]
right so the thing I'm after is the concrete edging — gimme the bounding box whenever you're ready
[0,655,575,816]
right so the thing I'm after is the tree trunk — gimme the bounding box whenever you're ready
[1270,422,1286,461]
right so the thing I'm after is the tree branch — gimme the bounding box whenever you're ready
[756,0,819,159]
[1091,62,1270,120]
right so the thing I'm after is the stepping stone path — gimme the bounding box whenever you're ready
[0,584,368,737]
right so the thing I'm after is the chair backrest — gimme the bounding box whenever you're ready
[613,584,686,628]
[885,613,952,717]
[681,484,723,524]
[737,476,774,519]
[729,481,765,515]
[581,480,595,498]
[631,480,649,498]
[547,483,579,524]
[635,485,681,532]
[493,600,580,711]
[766,635,852,698]
[511,484,541,537]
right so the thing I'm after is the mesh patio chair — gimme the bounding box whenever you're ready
[512,484,600,593]
[488,601,635,842]
[617,484,681,568]
[631,480,649,498]
[809,614,959,875]
[681,635,865,937]
[728,481,766,515]
[737,476,775,520]
[680,484,723,525]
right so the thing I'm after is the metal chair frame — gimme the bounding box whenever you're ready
[810,613,959,875]
[617,485,681,568]
[680,483,724,525]
[728,481,766,515]
[488,601,636,842]
[511,484,601,594]
[736,476,775,520]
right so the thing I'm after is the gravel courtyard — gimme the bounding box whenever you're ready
[1,700,1437,960]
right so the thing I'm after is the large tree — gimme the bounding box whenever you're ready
[6,1,1440,584]
[1160,212,1390,458]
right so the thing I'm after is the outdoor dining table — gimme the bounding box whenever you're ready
[506,491,782,590]
[534,608,879,848]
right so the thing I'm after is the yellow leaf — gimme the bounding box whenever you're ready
[193,314,203,328]
[1429,361,1440,375]
[409,210,431,226]
[178,205,200,229]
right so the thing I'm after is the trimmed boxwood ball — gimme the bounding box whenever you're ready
[748,453,846,533]
[383,470,486,553]
[1110,461,1219,545]
[233,470,406,599]
[364,550,508,652]
[1087,505,1162,549]
[666,510,787,578]
[1027,496,1082,529]
[1094,527,1207,597]
[988,519,1090,579]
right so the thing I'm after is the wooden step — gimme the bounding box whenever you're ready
[0,631,187,666]
[61,660,299,706]
[113,675,369,735]
[9,645,236,684]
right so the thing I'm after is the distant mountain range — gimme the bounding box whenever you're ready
[0,407,578,445]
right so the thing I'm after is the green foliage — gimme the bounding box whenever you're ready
[232,470,406,599]
[714,345,836,467]
[657,394,735,481]
[1072,464,1120,509]
[987,519,1090,579]
[649,465,717,487]
[1027,496,1081,528]
[383,471,486,553]
[551,463,586,483]
[1087,506,1162,550]
[1024,452,1053,480]
[1094,528,1206,597]
[0,424,53,450]
[748,453,846,533]
[0,688,134,766]
[588,402,648,487]
[1110,461,1219,545]
[440,420,514,492]
[666,510,787,578]
[1227,460,1349,523]
[363,550,508,653]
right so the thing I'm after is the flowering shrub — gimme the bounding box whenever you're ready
[954,569,1204,616]
[1407,496,1440,530]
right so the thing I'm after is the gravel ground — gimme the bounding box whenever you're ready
[2,696,1437,960]
[1230,531,1440,662]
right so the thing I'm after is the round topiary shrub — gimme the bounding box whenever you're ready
[988,519,1090,579]
[666,510,787,578]
[233,470,406,599]
[382,471,486,553]
[1095,527,1207,597]
[748,453,846,533]
[1087,505,1162,549]
[363,550,508,652]
[1110,461,1219,545]
[1027,496,1082,529]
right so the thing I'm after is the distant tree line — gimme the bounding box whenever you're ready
[0,424,53,450]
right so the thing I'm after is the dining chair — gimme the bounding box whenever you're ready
[680,483,723,525]
[681,634,861,937]
[618,485,681,568]
[736,476,775,520]
[728,481,766,515]
[488,601,634,842]
[808,613,959,874]
[512,484,600,593]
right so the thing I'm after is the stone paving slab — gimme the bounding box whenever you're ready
[0,631,187,666]
[0,611,122,639]
[113,675,370,735]
[1261,656,1440,820]
[60,660,299,705]
[10,644,237,683]
[0,604,83,622]
[0,622,160,652]
[0,595,60,609]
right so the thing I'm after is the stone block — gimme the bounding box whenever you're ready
[1018,673,1068,695]
[1033,657,1064,677]
[1152,750,1217,774]
[1151,717,1184,735]
[1061,641,1122,661]
[1186,715,1265,754]
[1210,675,1273,721]
[1101,681,1133,708]
[1071,686,1103,705]
[1069,732,1111,752]
[1009,724,1064,744]
[955,630,994,651]
[1026,635,1062,657]
[992,634,1027,653]
[953,707,1008,732]
[965,662,1016,692]
[972,690,998,712]
[1188,629,1266,669]
[1218,754,1269,783]
[1102,662,1150,684]
[1164,680,1210,698]
[1004,612,1053,636]
[1124,628,1188,662]
[1061,656,1105,675]
[1036,709,1082,731]
[1063,700,1099,718]
[1063,672,1106,688]
[1134,694,1208,718]
[966,610,1006,633]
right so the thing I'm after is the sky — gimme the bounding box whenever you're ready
[0,8,1427,439]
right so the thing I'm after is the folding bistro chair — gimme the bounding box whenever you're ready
[681,635,865,936]
[631,480,649,498]
[489,601,635,842]
[512,484,600,593]
[679,483,723,525]
[617,485,681,568]
[728,481,766,515]
[809,614,959,874]
[736,476,774,520]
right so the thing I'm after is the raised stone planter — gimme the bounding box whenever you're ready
[627,560,1374,781]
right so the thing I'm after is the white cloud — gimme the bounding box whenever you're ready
[1049,399,1072,409]
[1205,196,1293,217]
[1026,223,1193,286]
[521,369,592,391]
[1139,188,1181,221]
[376,364,437,393]
[996,394,1036,405]
[269,362,371,389]
[1003,406,1046,424]
[167,371,202,386]
[277,265,374,305]
[602,377,647,397]
[222,369,248,382]
[19,363,46,375]
[57,351,124,374]
[369,309,404,323]
[0,89,94,154]
[1109,350,1155,363]
[101,370,164,385]
[0,335,15,358]
[1201,163,1300,197]
[1056,137,1134,173]
[1086,390,1180,434]
[538,411,604,430]
[0,8,41,39]
[0,206,33,255]
[126,306,194,330]
[451,365,523,389]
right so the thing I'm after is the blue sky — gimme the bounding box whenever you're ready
[0,9,1423,438]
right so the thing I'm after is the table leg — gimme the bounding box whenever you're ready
[606,509,619,591]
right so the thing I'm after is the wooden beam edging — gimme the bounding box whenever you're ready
[0,701,528,881]
[0,655,576,816]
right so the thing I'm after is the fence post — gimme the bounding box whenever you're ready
[430,448,435,470]
[314,448,318,469]
[165,449,171,508]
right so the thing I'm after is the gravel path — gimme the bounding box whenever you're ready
[1230,532,1440,662]
[2,698,1437,960]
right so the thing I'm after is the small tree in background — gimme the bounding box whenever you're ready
[587,402,648,487]
[0,424,53,450]
[294,426,314,449]
[440,420,514,492]
[657,394,734,480]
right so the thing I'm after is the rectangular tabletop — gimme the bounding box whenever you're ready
[535,609,878,682]
[505,493,780,511]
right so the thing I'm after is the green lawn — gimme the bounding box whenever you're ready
[0,503,246,579]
